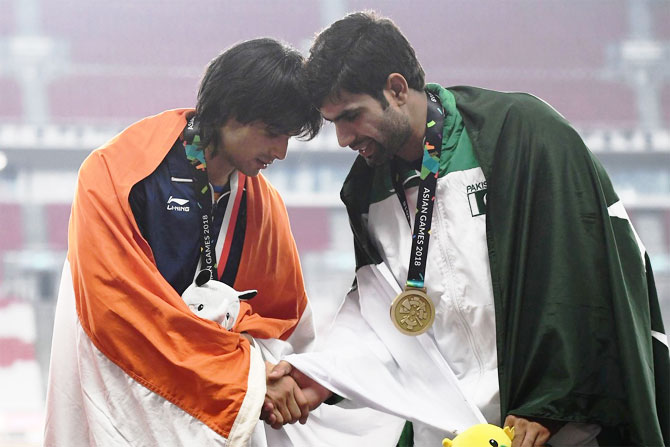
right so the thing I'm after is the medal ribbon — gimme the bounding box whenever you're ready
[215,172,245,280]
[184,117,246,281]
[392,91,444,290]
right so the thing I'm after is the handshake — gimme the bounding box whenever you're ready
[180,277,332,428]
[261,360,333,429]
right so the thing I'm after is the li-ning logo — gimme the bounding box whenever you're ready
[167,196,190,212]
[466,181,487,216]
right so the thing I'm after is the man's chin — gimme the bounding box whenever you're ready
[363,152,392,167]
[239,167,261,177]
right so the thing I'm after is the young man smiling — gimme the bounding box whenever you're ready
[44,38,320,446]
[268,11,669,447]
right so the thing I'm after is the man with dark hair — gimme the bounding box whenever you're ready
[44,38,320,446]
[269,12,669,447]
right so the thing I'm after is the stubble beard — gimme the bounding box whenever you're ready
[365,107,412,167]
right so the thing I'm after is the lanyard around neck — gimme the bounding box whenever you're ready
[391,91,444,290]
[183,118,245,281]
[193,162,246,282]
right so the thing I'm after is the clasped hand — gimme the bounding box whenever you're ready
[261,361,332,429]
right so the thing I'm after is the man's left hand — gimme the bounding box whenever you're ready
[504,414,565,447]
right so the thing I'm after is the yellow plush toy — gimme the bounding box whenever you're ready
[442,423,515,447]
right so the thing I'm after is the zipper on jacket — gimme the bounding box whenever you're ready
[434,197,486,377]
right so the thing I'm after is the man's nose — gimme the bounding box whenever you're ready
[271,136,289,160]
[335,124,354,148]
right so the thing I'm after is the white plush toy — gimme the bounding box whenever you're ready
[181,269,257,330]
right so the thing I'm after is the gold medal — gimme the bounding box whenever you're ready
[390,287,435,335]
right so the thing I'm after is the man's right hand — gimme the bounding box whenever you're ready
[263,361,309,429]
[264,361,333,427]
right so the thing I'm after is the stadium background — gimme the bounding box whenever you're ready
[0,0,668,444]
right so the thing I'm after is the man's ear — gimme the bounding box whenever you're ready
[385,73,409,106]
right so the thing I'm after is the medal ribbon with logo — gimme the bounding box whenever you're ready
[183,116,246,282]
[390,91,443,335]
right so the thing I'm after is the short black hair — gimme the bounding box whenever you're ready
[196,38,321,153]
[305,11,425,108]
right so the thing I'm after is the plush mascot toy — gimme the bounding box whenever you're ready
[442,423,515,447]
[181,269,257,330]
